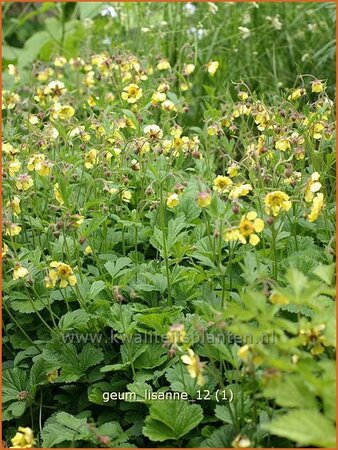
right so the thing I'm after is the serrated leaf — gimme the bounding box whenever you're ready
[200,425,233,448]
[59,310,91,331]
[313,263,335,285]
[133,342,168,369]
[143,401,203,441]
[2,368,29,403]
[263,409,336,447]
[105,257,132,282]
[165,364,198,397]
[263,375,318,409]
[41,412,91,447]
[89,280,106,299]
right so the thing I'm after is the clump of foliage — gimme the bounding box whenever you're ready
[2,2,336,449]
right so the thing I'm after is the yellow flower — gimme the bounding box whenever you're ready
[157,59,171,71]
[7,196,21,216]
[233,104,251,117]
[206,60,219,76]
[238,91,249,101]
[6,223,21,236]
[8,159,21,177]
[15,174,33,191]
[275,137,291,152]
[54,56,67,67]
[304,172,322,203]
[287,87,306,101]
[2,91,21,109]
[180,82,191,91]
[46,261,77,288]
[72,214,84,227]
[227,164,239,178]
[270,292,289,305]
[238,344,250,360]
[47,369,59,383]
[310,121,325,139]
[157,82,170,93]
[85,149,99,169]
[35,159,53,176]
[27,154,45,171]
[28,114,39,125]
[207,124,219,136]
[238,344,263,365]
[223,228,244,243]
[229,183,252,200]
[2,243,9,257]
[3,142,19,157]
[36,67,54,81]
[308,193,324,222]
[122,190,132,202]
[253,111,271,131]
[264,191,292,216]
[238,211,264,246]
[300,324,329,355]
[182,63,195,76]
[181,349,205,385]
[10,426,35,448]
[311,79,325,93]
[28,154,52,176]
[8,64,20,81]
[84,246,93,256]
[151,91,166,105]
[44,80,67,97]
[50,102,75,120]
[69,126,90,142]
[144,124,163,139]
[197,192,212,208]
[166,193,180,208]
[121,83,143,104]
[161,100,177,112]
[213,175,233,193]
[232,434,251,448]
[13,264,29,281]
[54,183,64,205]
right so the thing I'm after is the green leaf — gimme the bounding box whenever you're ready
[108,304,134,334]
[313,263,335,285]
[200,425,233,448]
[89,280,106,299]
[105,257,132,282]
[285,267,308,299]
[30,359,48,386]
[97,421,130,446]
[263,375,318,409]
[2,368,29,403]
[126,381,153,401]
[41,342,104,382]
[134,307,181,335]
[9,291,47,314]
[81,215,108,238]
[59,310,91,331]
[41,412,91,447]
[263,409,336,448]
[133,342,168,369]
[143,401,203,441]
[165,364,198,397]
[79,2,105,19]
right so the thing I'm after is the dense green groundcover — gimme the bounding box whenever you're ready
[2,2,336,449]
